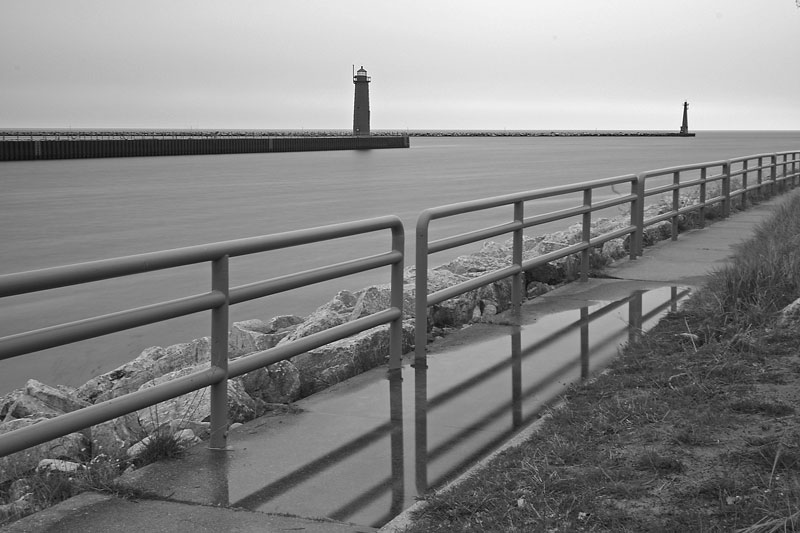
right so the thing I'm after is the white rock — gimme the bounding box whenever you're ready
[778,296,800,327]
[126,436,152,459]
[37,459,82,473]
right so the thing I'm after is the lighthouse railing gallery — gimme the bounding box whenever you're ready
[0,149,798,461]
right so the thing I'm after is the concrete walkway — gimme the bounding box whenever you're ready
[4,195,788,533]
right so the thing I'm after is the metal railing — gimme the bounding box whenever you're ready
[416,151,800,365]
[0,216,404,457]
[634,151,800,255]
[414,174,640,365]
[2,149,798,461]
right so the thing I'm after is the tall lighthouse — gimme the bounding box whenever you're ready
[680,101,690,136]
[353,66,371,136]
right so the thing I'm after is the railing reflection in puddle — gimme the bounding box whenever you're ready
[202,286,688,528]
[415,286,689,497]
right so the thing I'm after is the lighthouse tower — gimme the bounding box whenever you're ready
[353,66,371,136]
[680,101,690,136]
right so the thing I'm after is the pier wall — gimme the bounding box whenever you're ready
[0,135,410,161]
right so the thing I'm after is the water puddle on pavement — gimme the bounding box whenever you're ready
[410,285,690,507]
[146,286,689,528]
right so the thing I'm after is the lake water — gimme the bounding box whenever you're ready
[2,131,799,394]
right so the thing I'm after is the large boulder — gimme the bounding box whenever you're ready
[153,337,213,376]
[77,346,162,404]
[349,283,417,320]
[1,391,63,421]
[280,291,359,343]
[426,269,480,329]
[229,317,301,356]
[135,365,257,432]
[0,418,87,483]
[89,412,144,457]
[602,238,628,260]
[24,380,88,415]
[291,322,414,396]
[237,360,302,404]
[439,241,512,277]
[1,380,88,422]
[525,262,564,285]
[77,338,213,404]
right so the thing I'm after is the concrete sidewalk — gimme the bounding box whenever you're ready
[4,195,789,533]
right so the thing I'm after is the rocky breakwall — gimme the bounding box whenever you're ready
[0,202,688,478]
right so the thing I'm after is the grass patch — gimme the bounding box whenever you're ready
[130,429,188,468]
[729,399,795,417]
[404,191,800,532]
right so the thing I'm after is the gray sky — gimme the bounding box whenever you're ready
[2,0,798,131]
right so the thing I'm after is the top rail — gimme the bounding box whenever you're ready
[0,216,402,298]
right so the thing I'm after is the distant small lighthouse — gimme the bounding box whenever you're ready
[680,101,690,136]
[353,66,371,136]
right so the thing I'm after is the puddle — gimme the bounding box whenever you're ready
[140,286,689,528]
[413,286,689,500]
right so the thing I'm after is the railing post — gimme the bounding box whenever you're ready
[770,154,778,196]
[512,201,524,320]
[388,365,404,514]
[581,189,591,282]
[722,161,731,218]
[629,176,639,259]
[699,167,707,229]
[414,217,430,368]
[757,156,764,198]
[794,153,800,187]
[671,171,680,240]
[389,224,404,372]
[635,174,645,257]
[209,255,230,450]
[782,154,789,189]
[741,159,748,209]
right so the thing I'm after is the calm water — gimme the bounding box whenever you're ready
[1,131,799,393]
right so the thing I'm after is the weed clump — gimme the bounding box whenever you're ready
[130,429,188,468]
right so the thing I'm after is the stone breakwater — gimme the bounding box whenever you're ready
[0,201,689,478]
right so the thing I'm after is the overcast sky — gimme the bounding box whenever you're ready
[2,0,799,131]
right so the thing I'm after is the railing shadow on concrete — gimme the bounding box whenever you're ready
[225,369,406,526]
[0,216,404,457]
